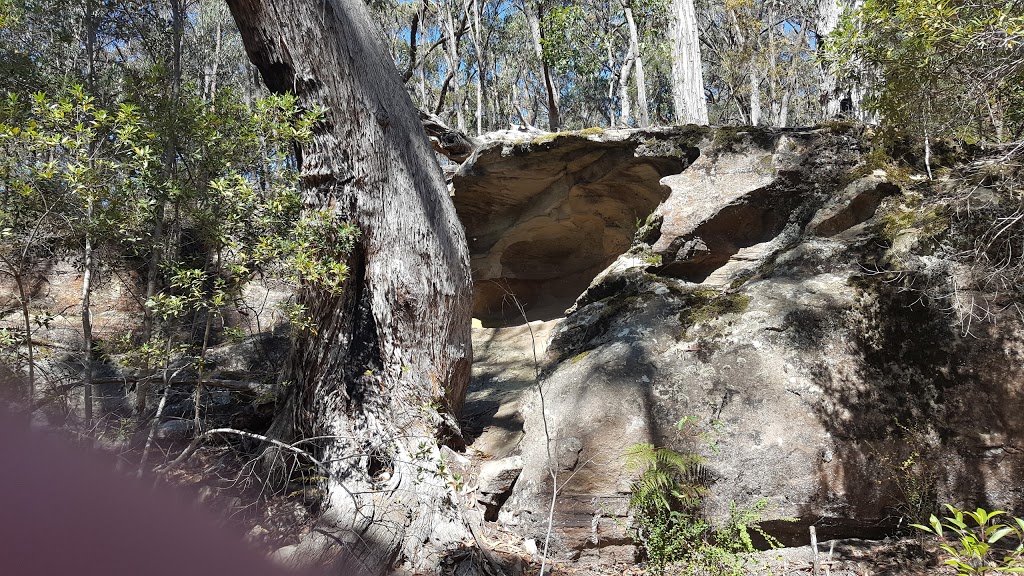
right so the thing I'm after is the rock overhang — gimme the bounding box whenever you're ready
[452,127,705,325]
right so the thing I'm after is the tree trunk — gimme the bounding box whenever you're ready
[81,207,95,427]
[0,261,36,410]
[749,60,762,126]
[623,1,649,127]
[670,0,708,124]
[82,0,98,427]
[816,0,844,120]
[141,0,183,417]
[206,18,223,101]
[441,0,467,131]
[467,0,487,135]
[618,41,635,126]
[227,0,475,574]
[606,43,618,126]
[16,273,34,410]
[523,0,560,131]
[773,15,807,128]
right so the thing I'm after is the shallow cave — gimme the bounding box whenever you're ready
[452,135,695,326]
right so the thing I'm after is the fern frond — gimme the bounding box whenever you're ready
[624,442,658,471]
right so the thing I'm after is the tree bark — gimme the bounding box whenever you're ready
[227,0,475,573]
[670,0,708,124]
[80,211,95,427]
[466,0,487,135]
[622,1,649,127]
[440,0,467,131]
[606,43,618,125]
[815,0,844,120]
[749,59,762,126]
[0,258,35,411]
[82,0,98,427]
[523,0,560,131]
[618,37,635,126]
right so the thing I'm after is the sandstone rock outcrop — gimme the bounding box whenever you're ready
[457,125,1024,561]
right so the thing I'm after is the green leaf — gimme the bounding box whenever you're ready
[988,526,1015,543]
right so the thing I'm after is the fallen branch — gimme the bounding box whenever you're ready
[160,427,320,474]
[91,376,270,394]
[156,427,363,518]
[419,110,479,162]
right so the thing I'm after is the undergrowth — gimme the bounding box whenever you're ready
[914,505,1024,574]
[625,418,782,576]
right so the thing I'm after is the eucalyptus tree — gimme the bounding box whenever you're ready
[227,0,475,573]
[523,0,562,129]
[671,0,708,123]
[829,0,1024,143]
[619,0,650,126]
[813,0,847,119]
[538,0,612,127]
[692,0,822,126]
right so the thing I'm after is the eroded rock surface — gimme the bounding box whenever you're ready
[457,126,1024,562]
[453,128,701,325]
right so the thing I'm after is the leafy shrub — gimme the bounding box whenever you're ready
[913,505,1024,574]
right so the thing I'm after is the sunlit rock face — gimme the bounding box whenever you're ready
[458,125,1024,561]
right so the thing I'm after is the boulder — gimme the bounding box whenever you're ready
[458,125,1024,559]
[476,455,524,520]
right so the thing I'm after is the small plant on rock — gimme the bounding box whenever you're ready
[913,505,1024,574]
[625,418,781,576]
[625,439,707,575]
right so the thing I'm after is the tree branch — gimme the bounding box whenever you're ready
[419,110,479,162]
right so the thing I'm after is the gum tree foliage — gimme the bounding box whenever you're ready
[696,0,823,126]
[829,0,1024,142]
[0,0,336,428]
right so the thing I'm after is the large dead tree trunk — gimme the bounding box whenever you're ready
[226,0,475,574]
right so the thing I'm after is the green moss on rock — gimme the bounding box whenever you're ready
[634,212,664,246]
[878,197,948,245]
[570,350,592,363]
[677,290,751,338]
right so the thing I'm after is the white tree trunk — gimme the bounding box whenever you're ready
[467,0,486,135]
[81,208,94,426]
[623,2,649,127]
[749,60,762,126]
[816,0,844,120]
[606,43,618,125]
[619,42,635,126]
[670,0,708,125]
